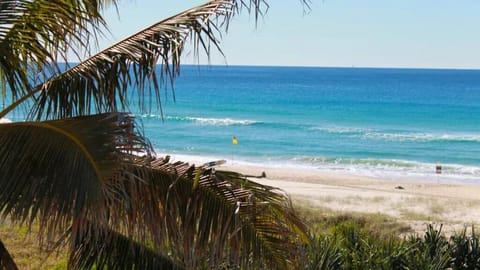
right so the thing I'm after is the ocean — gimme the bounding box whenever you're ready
[3,65,480,183]
[140,65,480,183]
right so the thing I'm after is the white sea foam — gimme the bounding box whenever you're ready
[172,116,258,126]
[363,132,480,142]
[310,125,480,143]
[153,152,231,166]
[153,151,480,184]
[139,114,259,126]
[0,118,12,124]
[141,114,161,118]
[308,126,369,134]
[289,156,480,183]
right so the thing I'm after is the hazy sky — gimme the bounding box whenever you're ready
[100,1,480,69]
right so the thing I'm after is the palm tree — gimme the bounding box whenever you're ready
[0,0,308,269]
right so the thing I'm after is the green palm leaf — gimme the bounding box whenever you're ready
[0,0,116,101]
[0,1,312,268]
[20,0,308,121]
[27,0,235,120]
[0,113,150,242]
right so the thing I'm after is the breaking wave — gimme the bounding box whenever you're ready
[291,156,480,180]
[139,114,260,126]
[309,125,480,142]
[362,132,480,142]
[308,126,370,134]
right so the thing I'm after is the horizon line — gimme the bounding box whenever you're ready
[60,61,480,71]
[184,63,480,71]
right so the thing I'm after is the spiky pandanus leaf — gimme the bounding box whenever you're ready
[0,113,151,245]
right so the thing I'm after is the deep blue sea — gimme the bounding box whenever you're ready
[139,65,480,183]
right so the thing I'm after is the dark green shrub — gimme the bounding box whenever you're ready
[297,207,480,270]
[331,221,411,270]
[302,234,343,270]
[449,226,480,270]
[404,224,450,269]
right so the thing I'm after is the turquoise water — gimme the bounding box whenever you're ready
[3,65,479,182]
[140,65,480,183]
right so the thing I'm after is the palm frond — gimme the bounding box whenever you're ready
[214,170,309,269]
[0,0,116,102]
[0,115,306,268]
[0,239,18,270]
[116,158,308,269]
[0,113,150,242]
[22,0,314,121]
[68,222,182,270]
[27,0,233,120]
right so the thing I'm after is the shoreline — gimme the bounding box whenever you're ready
[161,152,480,185]
[214,162,480,234]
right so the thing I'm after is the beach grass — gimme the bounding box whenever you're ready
[398,208,435,222]
[0,221,67,269]
[293,199,413,238]
[2,201,480,269]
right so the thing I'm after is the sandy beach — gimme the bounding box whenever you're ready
[217,164,480,234]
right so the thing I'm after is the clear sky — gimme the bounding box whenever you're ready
[99,0,480,69]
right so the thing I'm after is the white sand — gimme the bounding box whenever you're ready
[217,163,480,234]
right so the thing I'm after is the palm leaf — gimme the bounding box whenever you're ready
[0,239,18,270]
[27,0,234,120]
[0,0,116,102]
[115,158,308,269]
[0,112,150,243]
[213,170,309,269]
[0,113,307,268]
[68,221,182,270]
[20,0,313,121]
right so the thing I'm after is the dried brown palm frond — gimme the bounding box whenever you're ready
[0,112,307,269]
[101,158,309,269]
[0,1,311,268]
[64,156,307,269]
[68,221,182,270]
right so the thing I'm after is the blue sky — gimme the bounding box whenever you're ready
[100,1,480,69]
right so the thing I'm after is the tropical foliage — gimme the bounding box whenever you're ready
[0,0,309,269]
[299,216,480,270]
